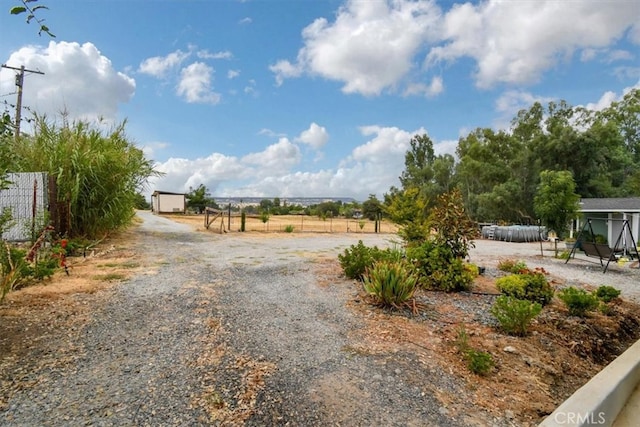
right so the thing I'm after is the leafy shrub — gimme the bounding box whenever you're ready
[407,240,478,292]
[595,285,621,303]
[465,349,494,376]
[556,250,571,260]
[490,296,542,336]
[363,261,417,308]
[497,259,527,273]
[284,224,294,233]
[496,272,554,306]
[558,287,600,317]
[338,240,402,281]
[495,274,528,298]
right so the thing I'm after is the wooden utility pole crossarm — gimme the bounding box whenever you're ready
[1,63,45,141]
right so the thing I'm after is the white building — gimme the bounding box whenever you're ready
[151,191,186,214]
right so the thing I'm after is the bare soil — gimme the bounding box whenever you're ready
[2,213,640,426]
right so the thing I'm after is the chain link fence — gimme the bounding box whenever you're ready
[0,172,49,241]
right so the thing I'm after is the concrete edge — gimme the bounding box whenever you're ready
[539,338,640,427]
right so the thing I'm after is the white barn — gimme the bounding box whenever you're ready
[151,191,186,214]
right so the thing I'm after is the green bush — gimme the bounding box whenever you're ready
[363,261,417,308]
[284,224,294,233]
[490,296,542,336]
[406,240,478,292]
[595,285,621,303]
[495,275,528,298]
[465,349,494,376]
[338,240,402,281]
[495,272,553,306]
[558,287,600,317]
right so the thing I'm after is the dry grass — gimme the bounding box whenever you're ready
[165,213,399,234]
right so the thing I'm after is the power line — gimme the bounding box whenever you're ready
[1,64,45,140]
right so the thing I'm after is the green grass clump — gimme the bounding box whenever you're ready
[490,296,542,336]
[363,261,417,308]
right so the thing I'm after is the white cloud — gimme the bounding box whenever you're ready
[271,0,639,95]
[228,69,240,79]
[271,0,441,95]
[427,0,640,88]
[145,125,436,201]
[239,17,252,25]
[583,81,640,112]
[244,79,258,96]
[269,59,304,86]
[0,41,135,123]
[242,138,302,176]
[139,49,190,77]
[403,76,444,97]
[606,50,634,63]
[295,122,329,149]
[197,50,233,60]
[176,62,221,104]
[149,153,249,195]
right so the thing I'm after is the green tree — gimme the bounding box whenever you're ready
[384,187,430,243]
[186,184,213,213]
[533,170,580,239]
[361,194,382,221]
[400,134,453,206]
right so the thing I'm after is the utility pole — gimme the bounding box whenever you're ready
[1,64,45,141]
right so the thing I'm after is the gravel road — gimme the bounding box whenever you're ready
[2,211,639,426]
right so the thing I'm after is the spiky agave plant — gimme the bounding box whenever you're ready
[363,260,417,309]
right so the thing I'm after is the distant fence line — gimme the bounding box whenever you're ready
[200,209,398,234]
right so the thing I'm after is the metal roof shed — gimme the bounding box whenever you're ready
[151,191,186,214]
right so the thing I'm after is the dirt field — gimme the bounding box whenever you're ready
[181,212,399,234]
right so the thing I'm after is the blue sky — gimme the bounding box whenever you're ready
[1,0,639,201]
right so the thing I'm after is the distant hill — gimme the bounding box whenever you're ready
[212,196,357,208]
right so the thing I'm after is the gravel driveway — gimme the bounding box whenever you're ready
[2,211,639,426]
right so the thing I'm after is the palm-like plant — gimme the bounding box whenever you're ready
[363,261,417,309]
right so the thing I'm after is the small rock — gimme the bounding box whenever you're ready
[505,409,515,419]
[439,406,449,416]
[503,346,517,354]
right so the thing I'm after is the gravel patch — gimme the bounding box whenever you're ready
[469,240,640,302]
[2,212,638,426]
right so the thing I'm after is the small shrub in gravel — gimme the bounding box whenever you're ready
[465,349,494,376]
[490,296,542,336]
[455,325,494,376]
[595,285,621,303]
[363,261,417,309]
[496,272,554,306]
[558,287,600,317]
